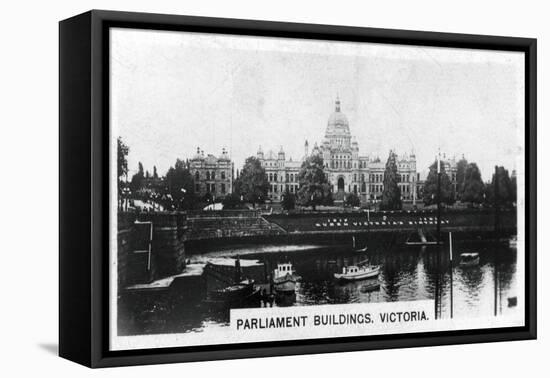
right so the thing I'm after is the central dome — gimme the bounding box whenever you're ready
[325,98,350,137]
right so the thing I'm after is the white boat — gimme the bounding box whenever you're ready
[459,253,480,267]
[334,264,380,281]
[509,235,518,247]
[272,263,301,293]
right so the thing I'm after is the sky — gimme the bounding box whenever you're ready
[110,28,525,181]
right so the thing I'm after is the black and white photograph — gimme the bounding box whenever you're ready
[109,26,527,351]
[3,0,548,374]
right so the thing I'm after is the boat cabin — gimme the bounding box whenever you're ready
[459,253,480,265]
[343,266,360,274]
[274,263,294,278]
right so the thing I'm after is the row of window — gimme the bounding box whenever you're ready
[194,170,228,181]
[195,183,227,194]
[267,171,418,185]
[331,160,352,169]
[262,161,285,168]
[267,172,299,183]
[332,138,349,146]
[269,183,299,193]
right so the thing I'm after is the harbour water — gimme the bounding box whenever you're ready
[118,239,520,336]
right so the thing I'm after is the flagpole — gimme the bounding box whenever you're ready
[449,231,453,319]
[435,153,442,319]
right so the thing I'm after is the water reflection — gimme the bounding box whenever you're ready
[118,240,519,335]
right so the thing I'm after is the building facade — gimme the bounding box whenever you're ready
[258,97,419,204]
[189,147,233,199]
[314,97,418,203]
[256,146,301,202]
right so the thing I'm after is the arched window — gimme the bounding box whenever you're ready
[274,173,278,182]
[211,171,215,180]
[195,171,200,181]
[221,171,226,180]
[206,171,210,180]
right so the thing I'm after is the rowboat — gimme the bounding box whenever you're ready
[273,263,301,293]
[334,264,380,281]
[204,279,261,309]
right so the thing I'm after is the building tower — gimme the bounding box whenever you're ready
[257,145,264,160]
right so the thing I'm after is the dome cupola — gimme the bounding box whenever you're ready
[325,96,350,138]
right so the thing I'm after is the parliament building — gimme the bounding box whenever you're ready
[189,147,234,200]
[257,97,420,205]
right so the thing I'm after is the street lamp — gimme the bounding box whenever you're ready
[121,187,131,211]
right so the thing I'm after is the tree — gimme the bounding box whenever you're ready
[281,188,296,211]
[117,137,130,210]
[165,159,195,209]
[222,192,243,209]
[117,137,129,181]
[129,161,145,193]
[485,166,514,207]
[455,156,469,200]
[323,190,334,206]
[461,163,484,205]
[296,154,331,211]
[380,151,402,210]
[510,174,517,205]
[234,156,269,207]
[423,159,455,206]
[345,192,360,208]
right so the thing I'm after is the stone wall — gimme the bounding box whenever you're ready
[265,208,516,234]
[118,212,185,288]
[136,212,187,279]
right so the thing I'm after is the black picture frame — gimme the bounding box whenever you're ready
[59,9,537,368]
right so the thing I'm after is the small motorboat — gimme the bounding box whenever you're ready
[272,263,301,293]
[459,253,480,267]
[509,235,518,248]
[334,264,380,281]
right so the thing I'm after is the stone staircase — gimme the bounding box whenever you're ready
[185,215,283,240]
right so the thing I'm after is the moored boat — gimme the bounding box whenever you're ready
[204,279,261,309]
[509,235,518,247]
[459,253,480,267]
[334,264,380,281]
[273,263,301,293]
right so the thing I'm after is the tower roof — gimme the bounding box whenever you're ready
[325,97,350,137]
